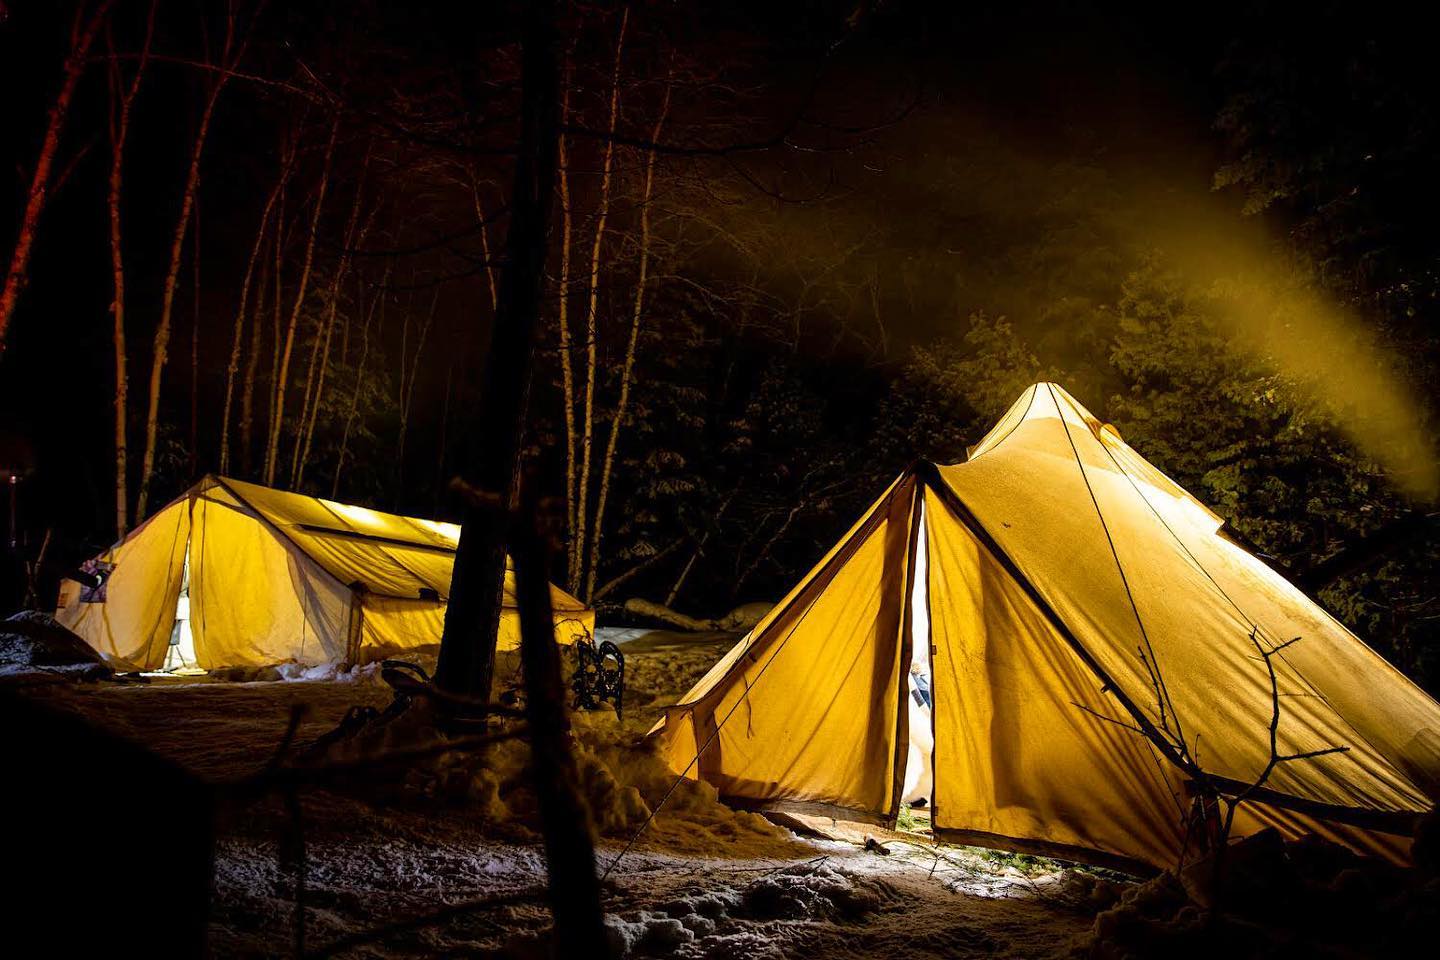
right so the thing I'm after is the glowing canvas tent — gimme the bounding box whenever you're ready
[650,383,1440,872]
[55,476,594,671]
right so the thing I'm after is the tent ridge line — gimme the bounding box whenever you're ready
[203,478,578,604]
[208,475,357,597]
[919,461,1423,837]
[307,496,444,595]
[1049,388,1409,790]
[1043,381,1190,759]
[964,380,1039,462]
[292,522,457,555]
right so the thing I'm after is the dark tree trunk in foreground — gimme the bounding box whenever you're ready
[433,0,562,703]
[512,480,610,955]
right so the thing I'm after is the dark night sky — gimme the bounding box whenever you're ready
[0,0,1343,563]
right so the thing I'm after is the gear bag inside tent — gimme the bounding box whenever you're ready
[54,476,595,673]
[649,383,1440,873]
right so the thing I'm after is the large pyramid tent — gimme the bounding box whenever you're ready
[650,383,1440,872]
[55,476,594,672]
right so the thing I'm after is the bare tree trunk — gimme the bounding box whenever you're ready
[293,153,373,488]
[469,172,500,314]
[584,74,670,601]
[189,194,201,479]
[666,491,736,607]
[136,5,246,519]
[331,263,387,499]
[512,476,609,956]
[264,117,338,487]
[395,287,437,490]
[571,7,629,591]
[220,140,295,474]
[666,550,701,609]
[295,211,377,490]
[293,313,336,490]
[0,0,119,355]
[239,252,270,477]
[554,68,580,587]
[592,537,683,604]
[104,2,156,538]
[433,0,563,706]
[265,192,286,467]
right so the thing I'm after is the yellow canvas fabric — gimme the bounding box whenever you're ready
[651,383,1440,869]
[55,477,594,668]
[362,595,593,659]
[935,384,1436,824]
[652,476,917,816]
[924,492,1188,869]
[187,493,351,667]
[55,497,190,670]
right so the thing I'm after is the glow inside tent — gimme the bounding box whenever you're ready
[650,383,1440,872]
[55,476,594,671]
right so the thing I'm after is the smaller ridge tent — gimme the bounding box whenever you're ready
[55,476,594,671]
[649,383,1440,873]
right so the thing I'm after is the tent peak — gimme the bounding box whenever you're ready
[965,382,1109,460]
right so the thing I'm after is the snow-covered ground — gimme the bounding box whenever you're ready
[22,633,1110,958]
[594,626,662,646]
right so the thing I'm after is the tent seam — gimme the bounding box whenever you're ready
[1052,389,1418,805]
[1045,383,1188,752]
[967,382,1038,461]
[603,478,914,879]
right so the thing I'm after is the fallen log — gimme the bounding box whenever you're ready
[622,598,774,633]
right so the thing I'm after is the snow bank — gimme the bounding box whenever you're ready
[414,708,796,860]
[540,862,889,958]
[275,660,384,684]
[0,610,111,681]
[595,627,659,645]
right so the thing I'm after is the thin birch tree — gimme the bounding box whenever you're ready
[220,134,297,474]
[332,261,389,498]
[294,202,378,489]
[570,6,628,590]
[0,0,119,355]
[136,0,253,519]
[553,65,580,584]
[395,287,438,488]
[263,116,338,487]
[104,1,157,537]
[291,144,373,488]
[584,73,670,600]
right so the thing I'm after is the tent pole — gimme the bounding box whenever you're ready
[886,477,923,825]
[344,582,367,666]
